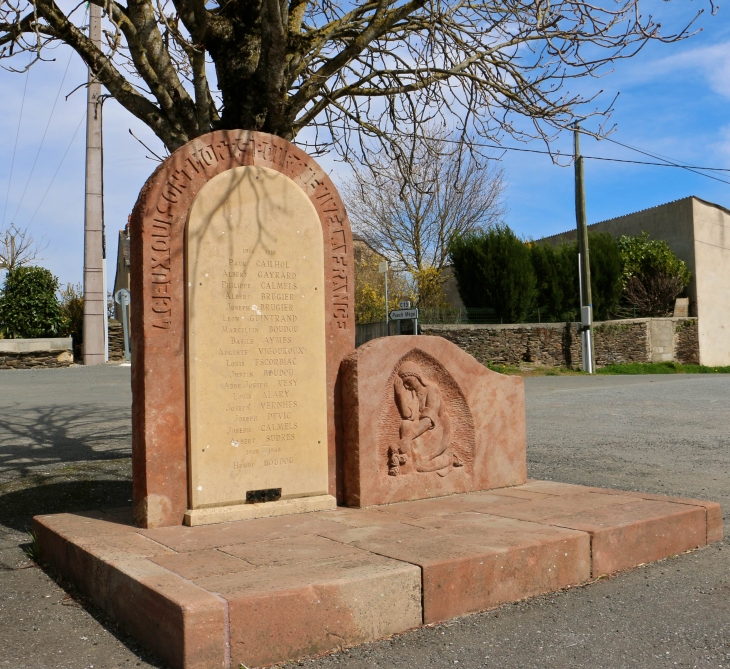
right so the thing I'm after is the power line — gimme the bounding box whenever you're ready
[464,140,730,182]
[11,48,75,224]
[2,57,31,228]
[27,113,86,227]
[602,136,730,186]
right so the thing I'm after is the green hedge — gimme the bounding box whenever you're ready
[0,266,63,338]
[449,226,623,323]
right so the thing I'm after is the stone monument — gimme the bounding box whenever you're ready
[341,335,527,506]
[31,130,723,669]
[129,130,354,527]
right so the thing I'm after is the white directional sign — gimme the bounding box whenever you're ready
[389,308,418,320]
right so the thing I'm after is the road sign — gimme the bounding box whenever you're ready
[378,261,388,274]
[398,300,411,309]
[114,288,130,306]
[389,308,418,320]
[114,288,131,361]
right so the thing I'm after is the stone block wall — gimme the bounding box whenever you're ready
[0,349,73,369]
[418,322,581,368]
[592,321,649,366]
[108,320,126,361]
[0,337,73,369]
[674,319,700,365]
[421,317,699,369]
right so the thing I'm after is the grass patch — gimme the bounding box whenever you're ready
[597,362,730,375]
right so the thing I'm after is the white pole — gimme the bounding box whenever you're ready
[83,3,105,365]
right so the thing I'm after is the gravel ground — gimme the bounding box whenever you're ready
[0,367,727,669]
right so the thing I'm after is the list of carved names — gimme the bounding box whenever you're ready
[217,251,303,473]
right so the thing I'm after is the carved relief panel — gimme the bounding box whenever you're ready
[342,336,526,507]
[378,349,475,481]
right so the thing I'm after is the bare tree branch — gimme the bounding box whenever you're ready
[342,128,506,275]
[0,0,706,155]
[0,225,48,270]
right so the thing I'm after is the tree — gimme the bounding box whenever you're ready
[0,266,62,338]
[343,131,505,277]
[617,232,691,317]
[59,282,84,353]
[530,242,569,321]
[586,232,623,321]
[449,226,536,323]
[0,0,701,156]
[530,233,621,322]
[0,225,46,271]
[353,239,411,323]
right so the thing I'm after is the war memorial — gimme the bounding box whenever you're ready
[33,131,723,669]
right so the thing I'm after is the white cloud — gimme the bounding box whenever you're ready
[623,41,730,98]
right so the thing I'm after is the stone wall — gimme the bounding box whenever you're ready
[0,337,74,369]
[419,322,580,368]
[674,319,700,365]
[593,321,649,366]
[108,320,126,361]
[421,318,699,369]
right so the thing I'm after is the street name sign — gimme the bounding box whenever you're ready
[389,308,418,320]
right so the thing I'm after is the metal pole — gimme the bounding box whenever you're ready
[384,265,389,335]
[83,3,106,365]
[574,123,594,374]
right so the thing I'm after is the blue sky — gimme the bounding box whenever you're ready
[0,2,729,288]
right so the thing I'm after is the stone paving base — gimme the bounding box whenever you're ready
[33,480,723,669]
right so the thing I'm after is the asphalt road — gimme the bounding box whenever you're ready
[0,367,728,669]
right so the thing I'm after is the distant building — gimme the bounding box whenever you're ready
[113,222,130,323]
[539,197,730,366]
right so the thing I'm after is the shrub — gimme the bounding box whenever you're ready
[59,282,84,349]
[0,266,63,338]
[450,225,536,322]
[529,241,580,322]
[529,233,620,322]
[413,267,449,308]
[587,232,623,321]
[617,232,691,317]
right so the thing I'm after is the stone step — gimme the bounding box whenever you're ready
[33,482,722,669]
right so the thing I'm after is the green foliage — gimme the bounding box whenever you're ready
[597,362,730,375]
[0,266,62,338]
[528,232,621,322]
[617,231,691,285]
[449,225,536,322]
[58,283,84,346]
[529,241,578,322]
[587,232,623,321]
[617,231,691,317]
[354,243,413,324]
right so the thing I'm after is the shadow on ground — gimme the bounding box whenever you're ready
[0,403,132,482]
[0,467,132,532]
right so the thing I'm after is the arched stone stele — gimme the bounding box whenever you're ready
[130,131,354,528]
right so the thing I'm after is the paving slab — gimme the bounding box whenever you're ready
[320,513,590,623]
[32,481,722,668]
[198,551,421,668]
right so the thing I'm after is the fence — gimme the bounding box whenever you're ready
[415,306,579,325]
[355,320,400,347]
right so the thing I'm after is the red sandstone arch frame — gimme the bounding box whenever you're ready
[129,130,355,528]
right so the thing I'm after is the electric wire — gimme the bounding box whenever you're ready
[2,57,31,228]
[12,48,75,224]
[602,136,730,186]
[27,113,85,227]
[462,141,730,184]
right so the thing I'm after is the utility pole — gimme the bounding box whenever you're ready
[83,2,106,365]
[379,260,389,335]
[574,123,594,374]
